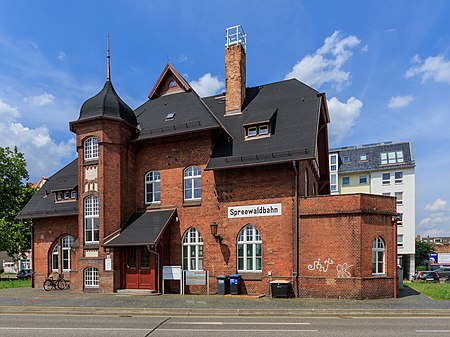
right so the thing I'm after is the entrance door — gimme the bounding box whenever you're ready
[125,247,156,290]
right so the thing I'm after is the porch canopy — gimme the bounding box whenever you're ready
[103,209,175,247]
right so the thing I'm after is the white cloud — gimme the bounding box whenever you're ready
[388,95,414,109]
[0,98,20,121]
[425,198,448,212]
[405,54,450,84]
[284,31,361,89]
[0,97,75,180]
[327,96,363,144]
[177,54,188,63]
[190,73,224,97]
[24,92,55,106]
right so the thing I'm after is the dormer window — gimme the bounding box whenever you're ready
[245,124,270,139]
[247,127,257,137]
[259,125,269,135]
[54,189,77,203]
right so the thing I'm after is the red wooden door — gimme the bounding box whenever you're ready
[125,247,156,290]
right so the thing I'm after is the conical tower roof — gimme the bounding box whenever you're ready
[77,80,137,127]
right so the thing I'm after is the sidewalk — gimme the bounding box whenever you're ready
[0,287,449,317]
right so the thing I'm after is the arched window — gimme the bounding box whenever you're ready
[372,237,385,275]
[62,236,74,271]
[184,166,201,201]
[182,227,203,271]
[145,171,161,204]
[52,244,59,272]
[237,225,262,272]
[84,137,98,161]
[50,235,74,272]
[84,267,99,288]
[84,196,99,243]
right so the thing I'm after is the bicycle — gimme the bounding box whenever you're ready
[43,273,67,291]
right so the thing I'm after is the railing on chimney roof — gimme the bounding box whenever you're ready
[225,25,247,51]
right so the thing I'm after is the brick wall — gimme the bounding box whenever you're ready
[298,194,397,299]
[32,216,78,288]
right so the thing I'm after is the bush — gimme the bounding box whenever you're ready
[416,265,426,271]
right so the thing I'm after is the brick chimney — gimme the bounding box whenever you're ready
[225,25,246,114]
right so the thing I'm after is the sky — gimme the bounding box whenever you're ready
[0,1,449,237]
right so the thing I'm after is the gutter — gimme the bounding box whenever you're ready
[293,161,299,298]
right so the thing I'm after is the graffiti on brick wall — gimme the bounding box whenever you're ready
[307,257,334,273]
[336,263,352,278]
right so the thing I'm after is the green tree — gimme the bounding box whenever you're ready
[415,240,435,267]
[0,147,36,259]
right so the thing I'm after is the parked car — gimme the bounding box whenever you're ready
[413,271,440,282]
[16,269,33,279]
[432,266,450,279]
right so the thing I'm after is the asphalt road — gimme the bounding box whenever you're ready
[0,314,450,337]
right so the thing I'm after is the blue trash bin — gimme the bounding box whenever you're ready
[229,274,241,295]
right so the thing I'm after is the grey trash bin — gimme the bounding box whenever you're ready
[216,275,229,295]
[270,280,291,298]
[229,274,241,295]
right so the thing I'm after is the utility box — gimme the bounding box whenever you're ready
[216,275,229,295]
[270,280,291,298]
[229,274,241,295]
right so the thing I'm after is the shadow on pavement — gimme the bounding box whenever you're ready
[398,285,421,298]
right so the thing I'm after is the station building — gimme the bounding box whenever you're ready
[18,26,398,299]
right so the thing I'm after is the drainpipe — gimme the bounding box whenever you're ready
[293,161,299,298]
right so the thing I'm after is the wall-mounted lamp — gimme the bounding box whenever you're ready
[210,221,223,244]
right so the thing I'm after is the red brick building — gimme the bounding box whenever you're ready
[18,26,397,299]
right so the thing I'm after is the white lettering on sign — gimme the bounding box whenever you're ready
[228,203,282,218]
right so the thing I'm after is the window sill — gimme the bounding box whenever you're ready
[83,159,99,166]
[238,272,262,281]
[146,203,161,210]
[183,200,202,207]
[83,243,99,250]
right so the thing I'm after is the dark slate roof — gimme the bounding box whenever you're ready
[134,91,224,140]
[329,141,415,173]
[17,159,78,220]
[76,80,137,127]
[203,79,321,170]
[103,209,175,246]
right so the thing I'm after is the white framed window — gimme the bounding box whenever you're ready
[394,171,403,184]
[182,227,203,271]
[395,192,403,205]
[397,213,403,226]
[62,236,74,271]
[64,191,70,200]
[56,192,63,201]
[342,176,350,185]
[247,127,257,137]
[372,237,385,275]
[145,171,161,204]
[382,173,390,185]
[359,175,367,184]
[259,125,269,135]
[382,192,391,197]
[84,137,99,161]
[342,156,350,163]
[360,154,367,161]
[184,166,201,201]
[237,225,262,272]
[330,174,337,192]
[381,151,404,165]
[84,267,99,288]
[71,190,77,199]
[397,234,404,247]
[330,154,337,172]
[84,196,99,243]
[52,244,59,272]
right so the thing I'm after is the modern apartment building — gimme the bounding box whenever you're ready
[329,142,416,278]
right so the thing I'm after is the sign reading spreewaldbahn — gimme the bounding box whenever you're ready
[228,203,282,218]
